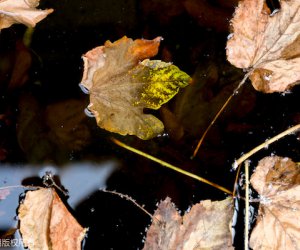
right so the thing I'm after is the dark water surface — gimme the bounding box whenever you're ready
[1,0,300,249]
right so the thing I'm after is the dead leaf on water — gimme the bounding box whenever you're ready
[0,0,53,30]
[81,36,191,140]
[250,156,300,249]
[18,188,86,250]
[143,197,234,250]
[227,0,300,93]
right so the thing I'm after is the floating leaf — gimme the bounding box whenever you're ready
[18,188,86,250]
[250,156,300,249]
[226,0,300,93]
[143,197,234,250]
[0,0,53,30]
[81,36,191,140]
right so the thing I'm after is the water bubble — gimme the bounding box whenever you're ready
[270,9,280,17]
[84,108,95,118]
[39,165,57,178]
[157,132,169,138]
[227,33,234,40]
[263,74,272,81]
[79,83,89,94]
[232,161,239,170]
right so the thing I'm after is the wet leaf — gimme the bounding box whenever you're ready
[226,0,300,93]
[81,36,191,140]
[0,0,53,30]
[143,197,233,250]
[45,99,91,151]
[183,0,235,32]
[160,106,184,141]
[250,156,300,249]
[18,188,86,250]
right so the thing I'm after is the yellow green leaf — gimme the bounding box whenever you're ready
[81,36,191,140]
[133,59,191,109]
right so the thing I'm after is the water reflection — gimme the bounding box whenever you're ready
[0,161,117,249]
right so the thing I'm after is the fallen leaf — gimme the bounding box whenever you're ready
[8,40,32,90]
[18,188,86,250]
[143,197,234,250]
[183,0,236,32]
[174,60,255,137]
[140,0,184,25]
[81,36,191,140]
[250,156,300,249]
[0,0,53,30]
[160,106,184,141]
[45,99,91,151]
[226,0,300,93]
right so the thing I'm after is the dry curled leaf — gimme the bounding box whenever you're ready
[18,188,86,250]
[227,0,300,93]
[250,156,300,250]
[0,0,53,29]
[143,197,233,250]
[81,36,191,140]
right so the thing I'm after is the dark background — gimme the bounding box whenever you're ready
[1,0,300,249]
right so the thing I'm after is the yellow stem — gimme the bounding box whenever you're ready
[244,160,250,250]
[192,72,251,158]
[234,124,300,167]
[112,138,232,195]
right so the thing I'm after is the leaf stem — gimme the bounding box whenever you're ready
[233,123,300,167]
[112,138,233,195]
[100,189,155,219]
[244,160,250,250]
[192,71,251,159]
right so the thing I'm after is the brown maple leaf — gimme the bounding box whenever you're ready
[250,156,300,249]
[0,0,53,30]
[226,0,300,93]
[81,36,191,140]
[18,188,86,250]
[143,197,234,250]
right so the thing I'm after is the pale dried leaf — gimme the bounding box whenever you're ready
[143,197,234,250]
[50,191,86,250]
[227,0,300,93]
[81,36,191,140]
[18,188,86,250]
[250,156,300,250]
[0,0,53,29]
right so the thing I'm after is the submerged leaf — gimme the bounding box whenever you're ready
[143,197,234,250]
[81,36,191,140]
[0,0,53,30]
[250,156,300,249]
[227,0,300,93]
[18,188,86,250]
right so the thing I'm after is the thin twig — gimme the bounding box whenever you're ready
[0,185,39,190]
[100,189,154,219]
[244,160,250,250]
[233,163,242,198]
[192,72,251,159]
[233,124,300,167]
[112,138,233,195]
